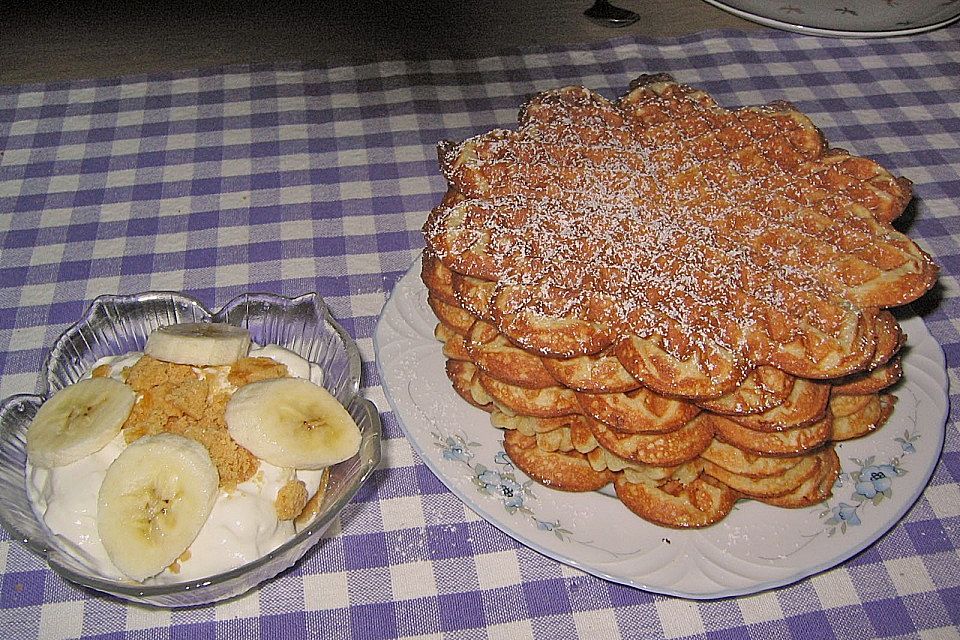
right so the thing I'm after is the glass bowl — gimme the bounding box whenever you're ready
[0,292,381,607]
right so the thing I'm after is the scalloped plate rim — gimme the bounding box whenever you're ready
[374,255,949,599]
[700,0,960,37]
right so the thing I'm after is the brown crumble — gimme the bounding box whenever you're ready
[118,354,307,507]
[275,479,309,521]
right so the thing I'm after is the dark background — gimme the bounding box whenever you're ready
[0,1,759,85]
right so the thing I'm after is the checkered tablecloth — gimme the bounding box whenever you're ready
[1,24,958,640]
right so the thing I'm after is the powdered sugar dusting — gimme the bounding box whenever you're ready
[422,77,937,371]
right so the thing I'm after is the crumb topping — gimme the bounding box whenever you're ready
[120,354,288,489]
[228,356,289,387]
[274,479,308,521]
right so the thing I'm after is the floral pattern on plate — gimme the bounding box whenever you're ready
[374,256,948,598]
[434,431,575,541]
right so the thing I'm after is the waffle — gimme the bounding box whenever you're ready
[541,350,641,393]
[586,413,715,466]
[491,410,658,474]
[695,366,795,415]
[576,387,700,434]
[832,356,902,395]
[423,75,936,529]
[700,439,806,477]
[762,449,841,508]
[830,393,896,441]
[427,294,475,334]
[727,379,830,431]
[504,429,616,492]
[465,318,557,388]
[702,454,820,499]
[450,272,497,321]
[445,360,493,411]
[434,322,470,361]
[477,370,579,417]
[424,76,935,375]
[615,465,738,528]
[711,412,833,456]
[421,249,459,305]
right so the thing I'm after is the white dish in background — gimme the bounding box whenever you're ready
[374,256,948,599]
[701,0,960,37]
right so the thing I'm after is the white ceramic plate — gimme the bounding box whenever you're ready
[701,0,960,37]
[374,256,948,599]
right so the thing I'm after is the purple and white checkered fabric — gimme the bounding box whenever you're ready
[1,25,959,640]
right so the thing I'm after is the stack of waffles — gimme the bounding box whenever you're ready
[421,75,938,528]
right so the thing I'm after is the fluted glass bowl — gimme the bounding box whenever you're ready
[0,292,381,607]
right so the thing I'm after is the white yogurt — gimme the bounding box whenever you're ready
[26,344,328,584]
[178,464,327,582]
[250,344,324,387]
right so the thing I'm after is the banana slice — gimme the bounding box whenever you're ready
[97,433,219,582]
[27,377,136,468]
[144,322,251,367]
[226,378,362,469]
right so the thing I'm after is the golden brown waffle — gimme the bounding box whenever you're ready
[695,366,795,415]
[587,413,715,466]
[477,370,579,417]
[450,272,497,321]
[465,319,557,389]
[425,75,936,391]
[435,322,471,361]
[504,430,615,492]
[491,409,653,474]
[700,439,806,477]
[833,357,902,395]
[728,379,830,431]
[702,454,819,499]
[445,360,493,411]
[576,386,700,434]
[711,412,833,456]
[491,409,586,438]
[762,449,841,508]
[423,75,937,529]
[427,294,476,335]
[540,350,641,393]
[615,465,738,529]
[421,249,459,305]
[830,392,895,440]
